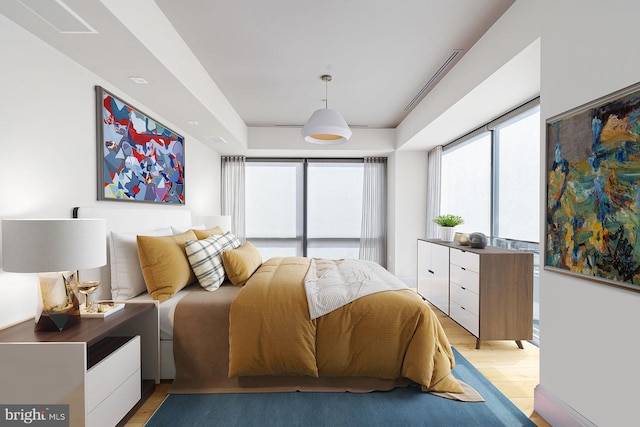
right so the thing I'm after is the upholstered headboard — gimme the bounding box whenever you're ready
[73,206,193,300]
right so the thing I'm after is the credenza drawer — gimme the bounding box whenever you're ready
[450,300,479,337]
[450,282,479,316]
[449,264,480,294]
[450,248,479,272]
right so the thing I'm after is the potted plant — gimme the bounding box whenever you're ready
[433,214,464,242]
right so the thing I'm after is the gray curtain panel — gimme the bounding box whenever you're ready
[426,146,442,239]
[359,157,387,267]
[221,156,246,242]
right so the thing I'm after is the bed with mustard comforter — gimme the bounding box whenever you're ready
[172,257,466,396]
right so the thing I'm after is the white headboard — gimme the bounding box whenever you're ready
[73,206,192,300]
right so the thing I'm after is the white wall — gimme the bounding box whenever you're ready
[387,151,427,284]
[0,15,221,329]
[537,1,640,425]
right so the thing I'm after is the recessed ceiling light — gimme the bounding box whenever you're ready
[129,76,148,84]
[187,120,199,125]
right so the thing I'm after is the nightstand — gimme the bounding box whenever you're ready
[0,302,159,427]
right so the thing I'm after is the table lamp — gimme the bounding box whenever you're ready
[1,218,107,331]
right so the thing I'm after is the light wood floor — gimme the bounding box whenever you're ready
[126,303,550,426]
[431,305,550,427]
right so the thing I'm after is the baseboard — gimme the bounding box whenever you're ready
[534,384,596,427]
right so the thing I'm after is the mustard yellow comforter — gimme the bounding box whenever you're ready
[228,257,463,394]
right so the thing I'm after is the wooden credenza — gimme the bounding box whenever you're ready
[417,239,533,349]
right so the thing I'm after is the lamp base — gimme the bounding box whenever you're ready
[35,272,81,332]
[35,310,80,332]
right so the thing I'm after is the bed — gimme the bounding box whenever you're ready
[74,206,474,399]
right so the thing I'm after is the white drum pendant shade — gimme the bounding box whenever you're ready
[301,108,352,144]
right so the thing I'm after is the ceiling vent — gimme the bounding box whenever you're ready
[403,49,463,112]
[18,0,97,34]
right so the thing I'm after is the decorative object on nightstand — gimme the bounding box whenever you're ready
[1,218,107,331]
[77,280,101,314]
[81,301,125,318]
[432,214,464,242]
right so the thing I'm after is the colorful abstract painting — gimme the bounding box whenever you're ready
[546,83,640,291]
[96,86,185,204]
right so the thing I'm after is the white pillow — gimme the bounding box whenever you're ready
[171,224,205,234]
[109,227,173,300]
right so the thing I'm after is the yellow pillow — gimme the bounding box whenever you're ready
[221,241,262,287]
[137,230,198,301]
[193,226,224,240]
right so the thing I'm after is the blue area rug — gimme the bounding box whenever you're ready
[145,348,535,426]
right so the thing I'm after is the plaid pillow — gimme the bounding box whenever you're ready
[185,232,241,291]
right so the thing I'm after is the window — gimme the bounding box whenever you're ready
[441,99,541,345]
[245,159,364,260]
[440,132,492,235]
[493,107,540,242]
[307,162,363,259]
[245,161,303,260]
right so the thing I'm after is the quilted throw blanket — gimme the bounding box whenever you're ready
[304,258,409,319]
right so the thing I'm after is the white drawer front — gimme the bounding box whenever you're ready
[450,282,479,316]
[450,301,479,337]
[87,336,140,412]
[449,264,480,294]
[87,368,140,427]
[450,248,479,272]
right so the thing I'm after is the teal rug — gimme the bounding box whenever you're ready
[145,348,535,426]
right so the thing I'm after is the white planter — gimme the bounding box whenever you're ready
[439,226,455,242]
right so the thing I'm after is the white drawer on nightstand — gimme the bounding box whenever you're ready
[86,336,141,415]
[450,248,479,272]
[450,282,479,316]
[87,369,140,427]
[450,300,479,337]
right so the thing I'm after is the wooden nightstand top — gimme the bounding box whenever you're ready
[0,303,154,345]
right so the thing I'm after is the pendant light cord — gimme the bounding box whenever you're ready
[321,74,332,110]
[324,77,328,109]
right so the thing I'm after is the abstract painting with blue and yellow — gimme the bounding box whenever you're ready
[546,86,640,288]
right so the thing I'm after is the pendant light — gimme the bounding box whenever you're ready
[301,75,352,144]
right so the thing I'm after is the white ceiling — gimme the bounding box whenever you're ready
[1,0,524,155]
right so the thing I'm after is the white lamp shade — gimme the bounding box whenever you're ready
[204,215,232,233]
[2,219,107,273]
[301,109,352,144]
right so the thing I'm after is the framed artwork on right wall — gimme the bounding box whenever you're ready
[545,81,640,292]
